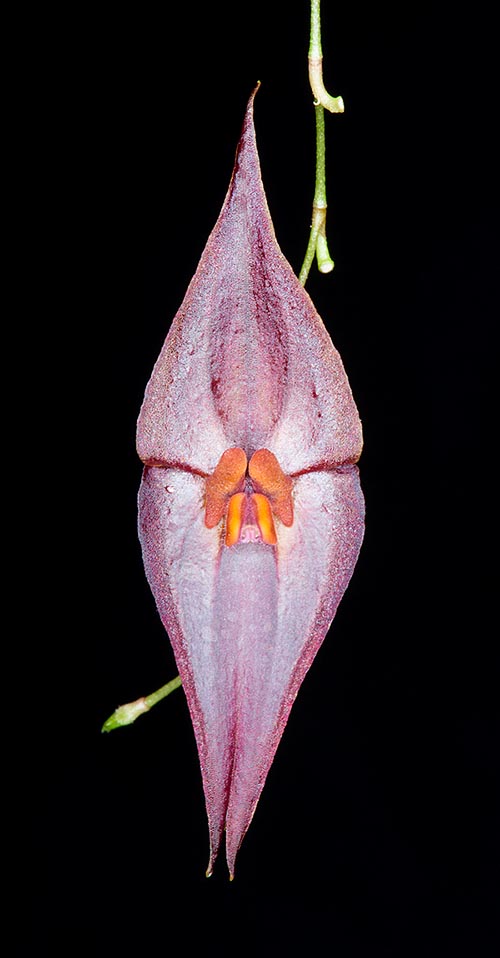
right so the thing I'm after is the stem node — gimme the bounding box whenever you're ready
[101,675,182,732]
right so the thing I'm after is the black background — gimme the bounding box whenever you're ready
[25,2,498,954]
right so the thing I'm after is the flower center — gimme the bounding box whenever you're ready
[204,447,293,546]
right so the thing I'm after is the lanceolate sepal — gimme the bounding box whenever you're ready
[137,87,364,878]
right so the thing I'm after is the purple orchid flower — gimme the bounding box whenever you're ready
[137,89,364,878]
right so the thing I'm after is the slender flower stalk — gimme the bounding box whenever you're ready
[307,0,344,113]
[299,0,343,285]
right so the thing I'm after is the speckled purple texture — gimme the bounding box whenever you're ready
[137,89,364,877]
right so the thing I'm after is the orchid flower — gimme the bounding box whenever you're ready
[136,89,364,878]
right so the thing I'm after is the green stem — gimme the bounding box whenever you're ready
[300,0,342,286]
[299,104,334,284]
[308,0,344,113]
[101,675,182,732]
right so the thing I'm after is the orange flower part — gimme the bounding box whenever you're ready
[248,449,293,527]
[205,447,247,528]
[225,493,245,546]
[251,493,277,546]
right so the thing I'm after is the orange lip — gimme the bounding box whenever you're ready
[251,493,277,545]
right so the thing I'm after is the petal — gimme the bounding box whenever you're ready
[136,89,362,474]
[205,447,247,528]
[249,449,294,526]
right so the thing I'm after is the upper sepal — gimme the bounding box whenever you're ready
[136,89,363,475]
